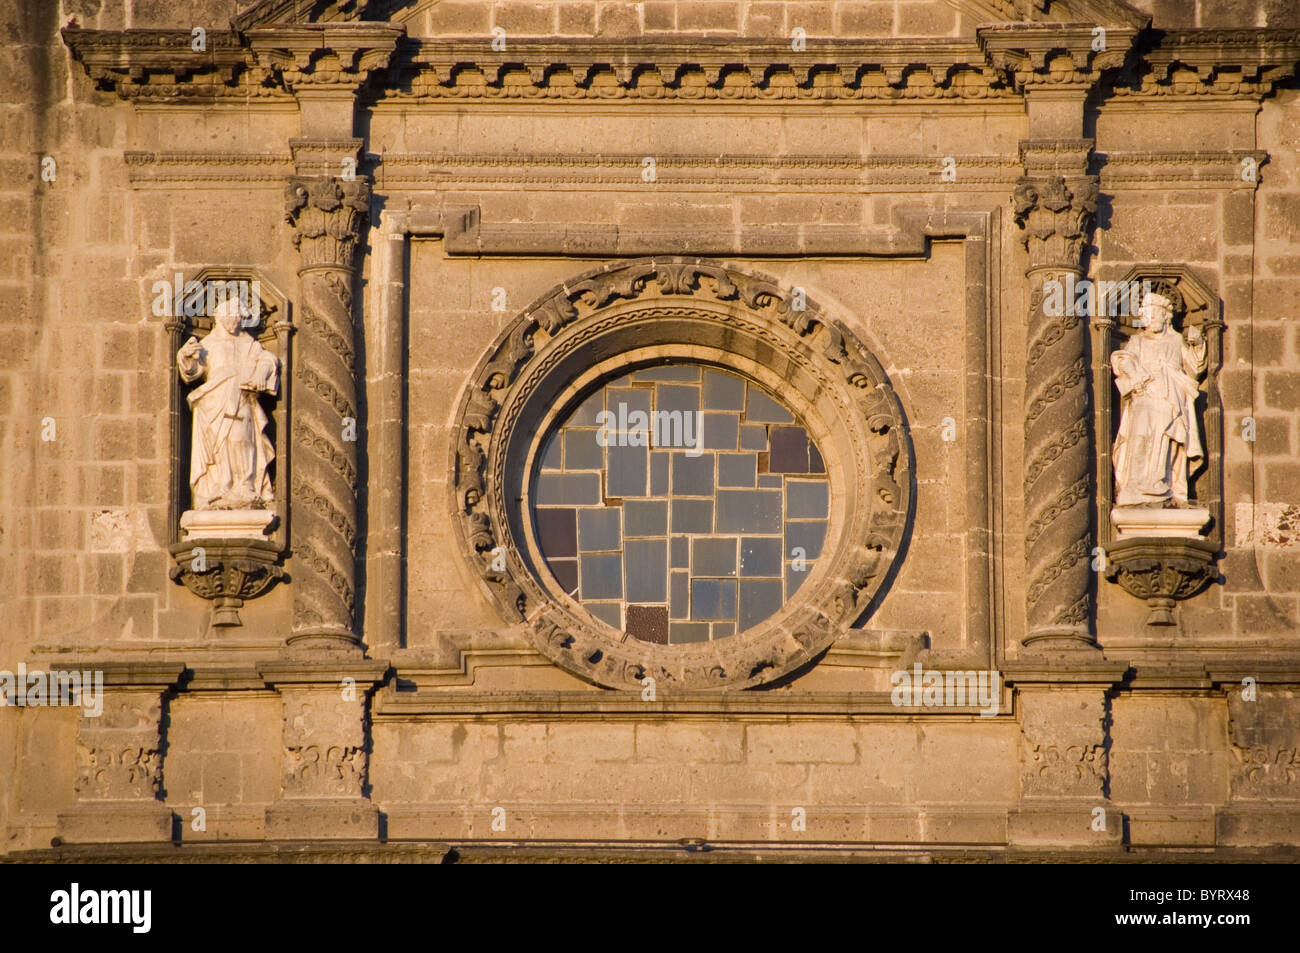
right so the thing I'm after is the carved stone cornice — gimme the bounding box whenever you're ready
[124,151,293,185]
[388,37,1017,102]
[977,23,1137,91]
[61,22,403,100]
[1012,173,1098,273]
[284,176,370,270]
[61,27,267,101]
[28,662,187,689]
[380,151,1025,189]
[245,24,403,91]
[122,149,1027,189]
[1097,150,1269,188]
[63,23,1300,105]
[1111,29,1300,99]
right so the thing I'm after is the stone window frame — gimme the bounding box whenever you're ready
[449,256,915,692]
[365,200,1003,701]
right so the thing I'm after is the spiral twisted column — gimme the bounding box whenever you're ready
[284,176,370,649]
[1013,174,1099,649]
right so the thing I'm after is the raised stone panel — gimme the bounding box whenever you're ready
[1109,694,1229,805]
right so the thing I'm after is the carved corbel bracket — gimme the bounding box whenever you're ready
[169,538,285,626]
[246,24,403,92]
[1104,538,1217,626]
[978,23,1139,92]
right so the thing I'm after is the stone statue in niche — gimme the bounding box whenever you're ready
[177,296,278,538]
[1110,282,1210,538]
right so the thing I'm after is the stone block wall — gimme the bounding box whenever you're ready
[1,0,1298,859]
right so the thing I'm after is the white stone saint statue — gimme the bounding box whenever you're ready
[1110,287,1209,537]
[177,297,278,529]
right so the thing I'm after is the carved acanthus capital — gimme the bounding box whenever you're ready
[285,176,371,269]
[1012,174,1098,274]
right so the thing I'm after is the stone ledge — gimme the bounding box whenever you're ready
[258,659,391,685]
[1126,810,1217,847]
[56,802,175,846]
[5,841,453,864]
[1216,807,1300,848]
[24,661,186,690]
[382,804,1010,844]
[1000,660,1132,685]
[10,841,1300,864]
[372,689,1014,718]
[1008,805,1125,848]
[265,799,380,841]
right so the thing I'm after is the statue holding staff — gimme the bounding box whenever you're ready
[1111,283,1207,508]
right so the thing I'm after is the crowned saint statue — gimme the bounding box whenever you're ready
[1110,282,1209,536]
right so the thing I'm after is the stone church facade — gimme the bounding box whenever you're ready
[3,0,1299,859]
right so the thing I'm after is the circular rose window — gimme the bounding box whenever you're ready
[450,256,910,691]
[531,363,829,644]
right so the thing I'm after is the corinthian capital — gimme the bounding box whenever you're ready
[284,176,371,269]
[1012,174,1098,273]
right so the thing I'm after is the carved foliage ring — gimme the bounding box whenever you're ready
[449,257,911,692]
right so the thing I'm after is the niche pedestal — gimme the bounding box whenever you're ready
[170,510,282,627]
[1105,507,1216,626]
